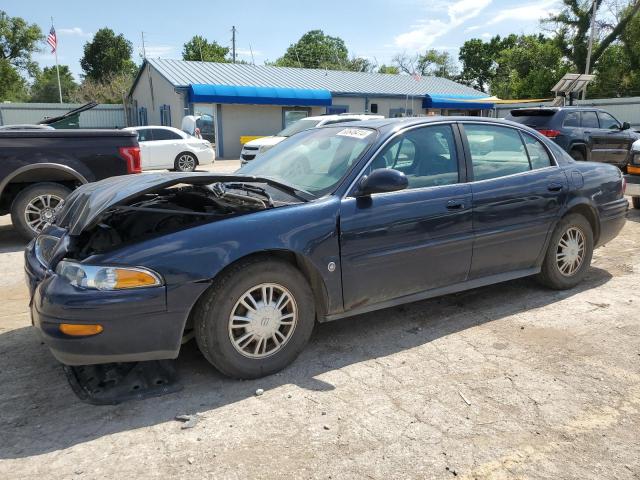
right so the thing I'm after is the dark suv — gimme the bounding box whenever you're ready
[506,107,639,167]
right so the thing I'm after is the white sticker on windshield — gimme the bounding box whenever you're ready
[336,128,373,139]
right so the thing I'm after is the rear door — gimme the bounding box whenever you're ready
[135,128,155,169]
[462,122,567,279]
[149,128,184,169]
[339,123,473,310]
[592,111,631,165]
[581,111,603,161]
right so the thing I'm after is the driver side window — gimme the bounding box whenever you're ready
[366,125,459,190]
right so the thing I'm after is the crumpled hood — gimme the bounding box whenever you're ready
[56,172,284,235]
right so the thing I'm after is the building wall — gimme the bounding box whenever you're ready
[130,65,186,128]
[0,103,126,128]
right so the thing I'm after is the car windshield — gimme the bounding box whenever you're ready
[238,126,377,197]
[277,119,322,137]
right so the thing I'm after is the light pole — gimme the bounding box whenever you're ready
[583,0,598,100]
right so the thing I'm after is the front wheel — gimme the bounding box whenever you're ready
[10,183,71,240]
[174,152,197,172]
[194,257,315,379]
[536,213,594,290]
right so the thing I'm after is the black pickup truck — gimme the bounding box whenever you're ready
[0,129,140,239]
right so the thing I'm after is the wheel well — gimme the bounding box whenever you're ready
[176,151,199,165]
[570,144,587,157]
[565,204,599,243]
[183,250,330,332]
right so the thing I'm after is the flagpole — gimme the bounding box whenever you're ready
[51,17,62,103]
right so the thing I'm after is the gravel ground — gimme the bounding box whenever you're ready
[0,165,638,479]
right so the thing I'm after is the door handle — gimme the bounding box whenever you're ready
[547,183,563,192]
[446,200,465,210]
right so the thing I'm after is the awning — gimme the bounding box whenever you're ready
[188,84,332,106]
[423,94,494,110]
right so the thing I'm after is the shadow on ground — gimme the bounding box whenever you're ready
[0,266,612,459]
[0,221,26,254]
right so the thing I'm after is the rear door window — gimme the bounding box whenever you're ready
[581,111,599,129]
[136,128,152,142]
[522,133,554,170]
[152,129,183,141]
[563,112,580,128]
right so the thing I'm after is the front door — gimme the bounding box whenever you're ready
[461,123,566,278]
[591,111,632,166]
[339,124,473,311]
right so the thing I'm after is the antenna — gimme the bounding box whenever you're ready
[141,32,146,59]
[231,26,237,63]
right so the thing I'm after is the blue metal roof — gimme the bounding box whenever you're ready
[423,94,495,110]
[188,84,332,106]
[141,58,487,98]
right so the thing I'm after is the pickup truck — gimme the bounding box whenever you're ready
[0,129,140,239]
[626,139,640,209]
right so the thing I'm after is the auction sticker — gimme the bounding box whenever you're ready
[336,128,373,139]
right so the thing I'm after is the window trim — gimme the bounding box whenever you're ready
[596,111,621,130]
[580,111,599,129]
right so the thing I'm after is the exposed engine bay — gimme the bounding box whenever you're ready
[72,182,281,258]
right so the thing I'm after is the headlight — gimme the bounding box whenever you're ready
[35,235,60,266]
[259,144,274,153]
[56,261,163,290]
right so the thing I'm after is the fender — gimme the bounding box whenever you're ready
[0,163,88,198]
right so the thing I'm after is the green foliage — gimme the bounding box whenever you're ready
[80,28,136,81]
[71,71,134,104]
[392,49,458,79]
[0,10,42,77]
[458,36,517,93]
[30,65,77,102]
[182,36,230,62]
[0,58,28,101]
[378,64,399,74]
[274,30,350,70]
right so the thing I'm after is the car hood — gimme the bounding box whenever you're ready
[244,136,286,148]
[56,172,295,235]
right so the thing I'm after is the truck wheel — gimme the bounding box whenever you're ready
[194,257,315,379]
[570,149,585,161]
[10,183,71,240]
[633,197,640,209]
[536,213,594,290]
[174,153,197,172]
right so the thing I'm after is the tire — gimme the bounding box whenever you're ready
[174,152,197,172]
[536,213,594,290]
[632,196,640,209]
[194,257,315,379]
[570,149,585,161]
[10,183,71,240]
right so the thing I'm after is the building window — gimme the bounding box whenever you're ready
[282,107,311,128]
[160,104,172,126]
[326,105,348,115]
[389,108,412,118]
[370,103,378,114]
[138,107,148,126]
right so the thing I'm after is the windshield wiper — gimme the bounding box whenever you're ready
[255,177,314,202]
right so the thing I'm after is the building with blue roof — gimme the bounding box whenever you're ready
[129,58,493,158]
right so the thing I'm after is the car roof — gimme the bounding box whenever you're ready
[306,114,383,121]
[325,115,528,132]
[509,106,610,114]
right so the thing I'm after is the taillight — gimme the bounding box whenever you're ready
[537,129,561,139]
[119,146,141,174]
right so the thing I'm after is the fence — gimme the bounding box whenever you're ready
[492,96,640,128]
[0,103,126,128]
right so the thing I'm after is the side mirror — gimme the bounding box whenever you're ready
[356,168,408,197]
[622,121,631,130]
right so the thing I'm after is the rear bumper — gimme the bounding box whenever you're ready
[596,197,628,247]
[624,174,640,197]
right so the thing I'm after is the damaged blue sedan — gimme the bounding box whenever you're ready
[25,118,628,379]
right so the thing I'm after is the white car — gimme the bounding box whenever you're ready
[240,113,384,163]
[124,126,215,172]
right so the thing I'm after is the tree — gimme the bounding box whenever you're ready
[545,0,640,73]
[182,36,229,62]
[30,65,77,102]
[275,30,349,69]
[458,35,518,93]
[347,56,373,72]
[72,71,133,104]
[80,28,136,81]
[392,49,458,79]
[378,64,399,74]
[0,10,42,77]
[0,59,28,101]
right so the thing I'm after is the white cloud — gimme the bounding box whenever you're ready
[139,45,175,58]
[488,0,559,25]
[58,27,92,37]
[236,48,263,57]
[394,0,492,50]
[480,32,492,39]
[465,25,482,32]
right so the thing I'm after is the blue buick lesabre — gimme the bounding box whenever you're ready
[25,117,628,379]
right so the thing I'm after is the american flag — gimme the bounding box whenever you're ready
[47,26,57,54]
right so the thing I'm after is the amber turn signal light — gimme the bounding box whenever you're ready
[59,324,104,336]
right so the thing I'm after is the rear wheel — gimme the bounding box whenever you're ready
[537,213,594,290]
[632,196,640,209]
[174,152,197,172]
[570,149,585,161]
[10,183,71,240]
[194,257,315,379]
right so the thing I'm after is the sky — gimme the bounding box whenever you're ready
[9,0,562,80]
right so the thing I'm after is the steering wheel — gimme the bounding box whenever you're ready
[286,155,311,176]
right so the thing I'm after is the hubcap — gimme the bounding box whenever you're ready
[24,194,64,233]
[556,226,586,276]
[228,283,297,359]
[178,154,195,171]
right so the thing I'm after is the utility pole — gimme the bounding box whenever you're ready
[583,0,598,100]
[141,31,147,59]
[231,26,237,63]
